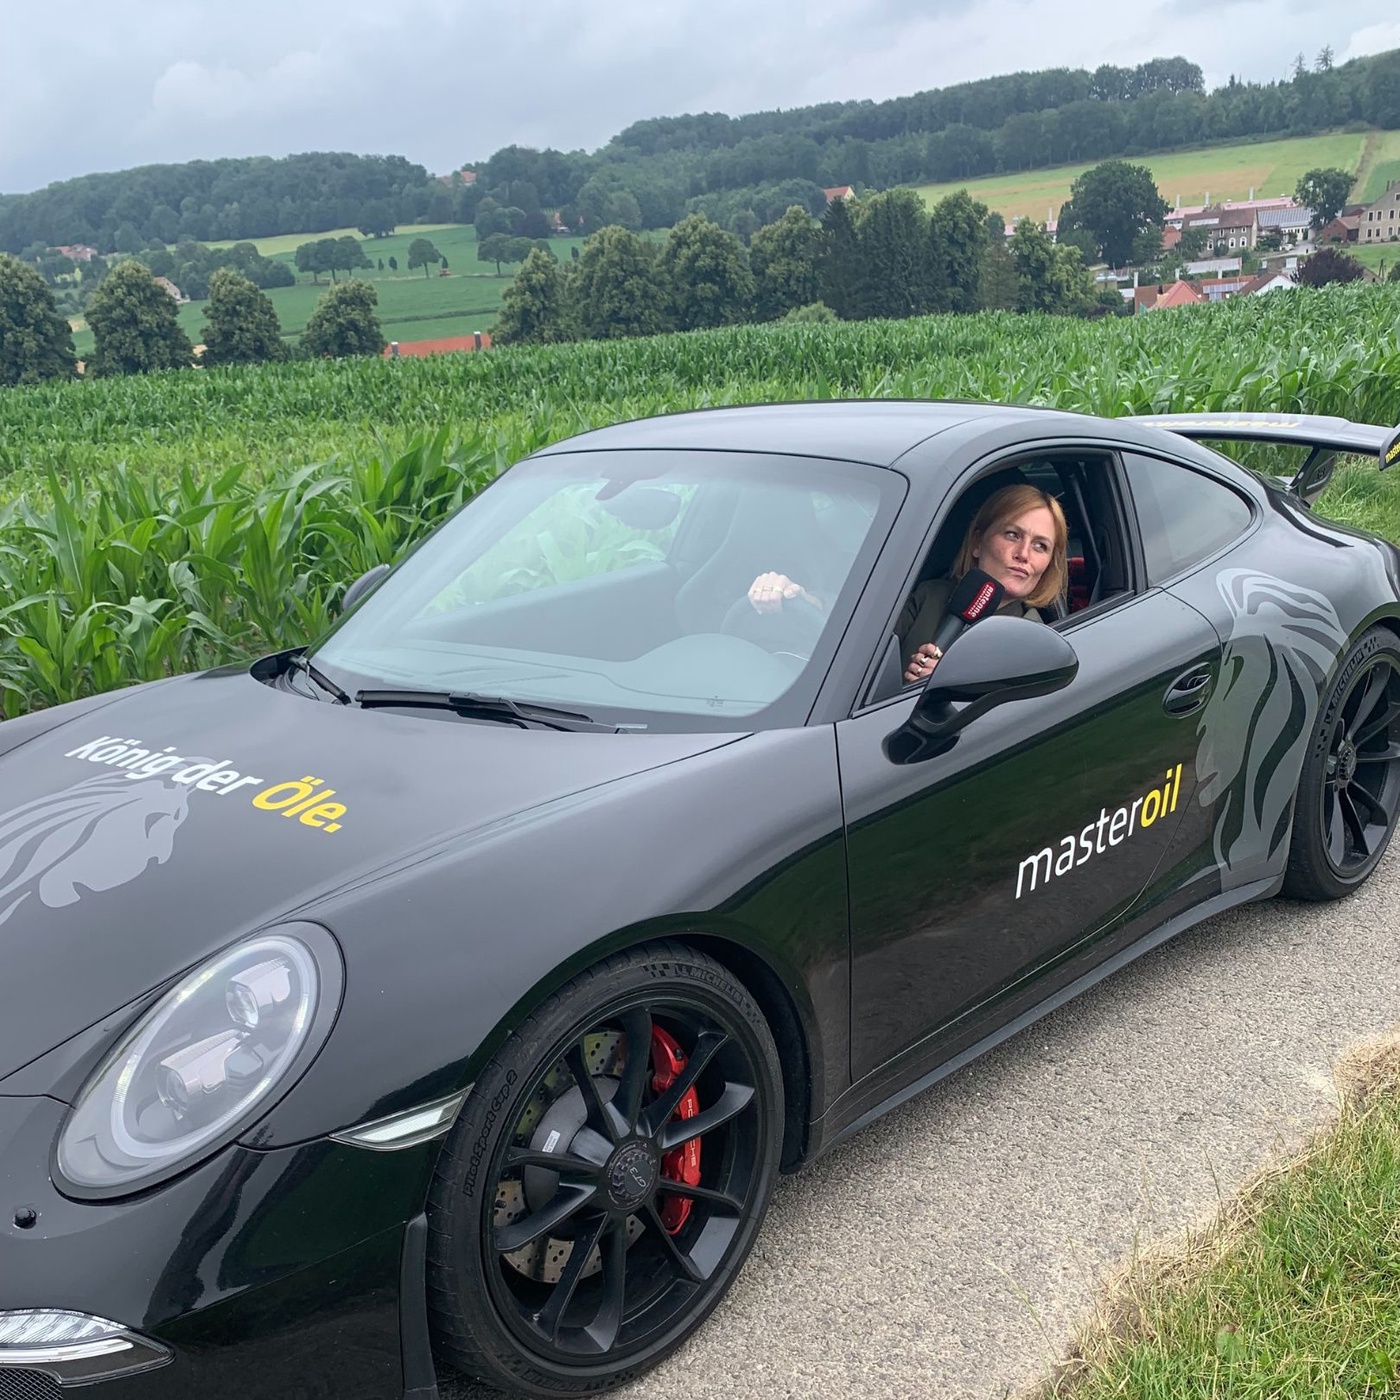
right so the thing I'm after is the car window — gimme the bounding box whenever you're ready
[432,482,695,608]
[1121,453,1253,585]
[311,450,899,732]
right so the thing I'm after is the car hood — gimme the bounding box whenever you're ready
[0,671,741,1081]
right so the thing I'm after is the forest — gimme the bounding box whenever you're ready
[2,47,1398,255]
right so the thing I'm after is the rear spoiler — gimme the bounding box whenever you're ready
[1131,412,1400,504]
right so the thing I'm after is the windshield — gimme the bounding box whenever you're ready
[310,448,900,731]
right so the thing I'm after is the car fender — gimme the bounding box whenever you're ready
[247,724,849,1151]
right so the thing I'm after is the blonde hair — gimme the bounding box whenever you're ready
[952,483,1068,611]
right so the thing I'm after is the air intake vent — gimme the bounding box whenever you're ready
[0,1371,61,1400]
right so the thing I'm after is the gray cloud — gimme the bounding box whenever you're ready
[2,0,1397,194]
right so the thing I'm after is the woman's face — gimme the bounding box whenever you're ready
[971,504,1056,601]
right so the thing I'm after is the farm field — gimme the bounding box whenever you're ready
[4,283,1399,715]
[70,224,589,355]
[1355,128,1400,202]
[1351,241,1399,276]
[913,130,1383,222]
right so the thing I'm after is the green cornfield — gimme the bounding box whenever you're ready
[2,284,1399,716]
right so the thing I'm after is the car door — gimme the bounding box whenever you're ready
[838,460,1223,1083]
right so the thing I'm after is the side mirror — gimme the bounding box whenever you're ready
[884,615,1078,764]
[342,563,391,613]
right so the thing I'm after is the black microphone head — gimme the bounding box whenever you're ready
[948,567,1005,624]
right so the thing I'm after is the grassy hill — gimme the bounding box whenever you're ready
[70,223,588,356]
[913,130,1400,222]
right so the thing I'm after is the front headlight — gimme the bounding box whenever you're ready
[55,923,343,1198]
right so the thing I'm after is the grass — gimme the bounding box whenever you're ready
[1354,130,1400,203]
[1045,1034,1400,1400]
[1349,243,1398,277]
[204,223,463,258]
[69,223,589,355]
[913,131,1371,222]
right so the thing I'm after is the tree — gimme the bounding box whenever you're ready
[658,213,754,331]
[1296,168,1354,228]
[0,253,76,386]
[1067,160,1167,267]
[474,198,514,239]
[1010,221,1093,314]
[1388,262,1400,284]
[1297,247,1366,287]
[572,226,669,339]
[294,238,338,283]
[334,236,372,278]
[749,206,820,320]
[477,233,515,275]
[979,241,1019,310]
[816,196,863,319]
[408,238,443,278]
[1364,51,1400,129]
[855,188,932,319]
[357,200,396,238]
[928,190,990,313]
[86,260,192,376]
[1176,226,1211,260]
[200,269,284,367]
[1050,199,1099,266]
[493,247,570,345]
[388,256,398,272]
[301,280,383,358]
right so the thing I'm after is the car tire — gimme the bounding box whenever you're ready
[1283,625,1400,901]
[425,942,784,1397]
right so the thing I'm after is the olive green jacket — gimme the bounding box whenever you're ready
[897,577,1042,667]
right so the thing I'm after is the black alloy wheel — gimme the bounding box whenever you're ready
[1285,627,1400,899]
[427,944,783,1397]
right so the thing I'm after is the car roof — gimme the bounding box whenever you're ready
[532,400,1099,469]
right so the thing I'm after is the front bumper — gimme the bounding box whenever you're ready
[0,1095,443,1398]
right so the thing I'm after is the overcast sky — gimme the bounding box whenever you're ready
[4,1,1399,194]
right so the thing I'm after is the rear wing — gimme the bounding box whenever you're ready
[1130,412,1400,504]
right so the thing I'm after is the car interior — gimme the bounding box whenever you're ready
[865,452,1135,705]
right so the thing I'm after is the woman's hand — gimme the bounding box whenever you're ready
[748,572,817,613]
[903,643,942,684]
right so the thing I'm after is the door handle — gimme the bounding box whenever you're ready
[1163,665,1213,717]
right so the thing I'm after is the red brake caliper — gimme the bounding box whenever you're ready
[649,1026,701,1234]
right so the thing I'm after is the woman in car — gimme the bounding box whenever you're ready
[900,483,1068,683]
[744,483,1068,682]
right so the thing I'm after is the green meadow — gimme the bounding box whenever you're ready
[913,130,1390,222]
[71,223,589,355]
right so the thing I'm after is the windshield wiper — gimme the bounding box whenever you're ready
[286,651,353,705]
[355,688,613,731]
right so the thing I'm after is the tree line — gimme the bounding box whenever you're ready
[5,48,1398,260]
[491,191,1109,347]
[0,254,388,387]
[473,46,1400,240]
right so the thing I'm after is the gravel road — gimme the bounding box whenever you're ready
[442,845,1400,1400]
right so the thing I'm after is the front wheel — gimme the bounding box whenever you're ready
[1283,626,1400,900]
[426,944,784,1397]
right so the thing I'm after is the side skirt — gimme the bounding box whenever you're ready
[819,873,1280,1155]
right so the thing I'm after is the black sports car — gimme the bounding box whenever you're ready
[4,402,1400,1400]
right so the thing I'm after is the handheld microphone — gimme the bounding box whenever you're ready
[930,568,1005,655]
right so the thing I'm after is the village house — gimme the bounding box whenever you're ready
[1164,193,1293,228]
[1180,206,1259,252]
[1360,181,1400,243]
[823,185,854,205]
[1255,205,1314,245]
[56,243,98,262]
[1319,205,1364,243]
